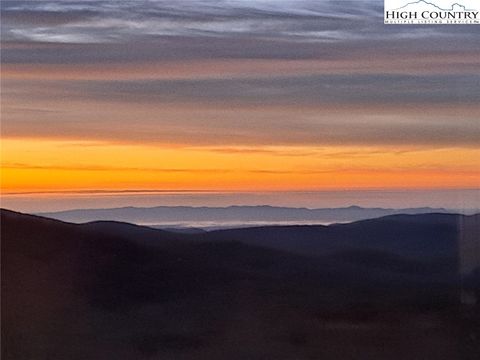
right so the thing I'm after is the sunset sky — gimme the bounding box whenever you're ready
[1,0,479,210]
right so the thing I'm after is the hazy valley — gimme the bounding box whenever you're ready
[38,205,479,230]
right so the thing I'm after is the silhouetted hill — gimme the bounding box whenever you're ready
[2,209,479,359]
[202,213,479,261]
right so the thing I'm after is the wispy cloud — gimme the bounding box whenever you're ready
[2,1,378,44]
[2,1,479,63]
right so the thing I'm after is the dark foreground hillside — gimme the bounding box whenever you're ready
[2,209,479,359]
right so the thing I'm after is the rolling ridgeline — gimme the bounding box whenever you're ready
[2,208,480,359]
[39,205,459,226]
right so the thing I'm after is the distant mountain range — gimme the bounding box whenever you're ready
[2,209,479,359]
[38,205,475,228]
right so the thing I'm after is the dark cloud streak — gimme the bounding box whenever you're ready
[6,74,479,105]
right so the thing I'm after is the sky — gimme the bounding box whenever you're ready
[1,0,479,211]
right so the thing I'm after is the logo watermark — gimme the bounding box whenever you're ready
[384,0,479,24]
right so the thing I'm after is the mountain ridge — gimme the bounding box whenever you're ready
[37,205,462,226]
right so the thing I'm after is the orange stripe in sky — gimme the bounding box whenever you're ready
[2,139,479,193]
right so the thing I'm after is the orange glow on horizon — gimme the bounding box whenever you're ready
[2,138,479,194]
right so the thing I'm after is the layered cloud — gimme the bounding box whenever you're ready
[1,0,479,194]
